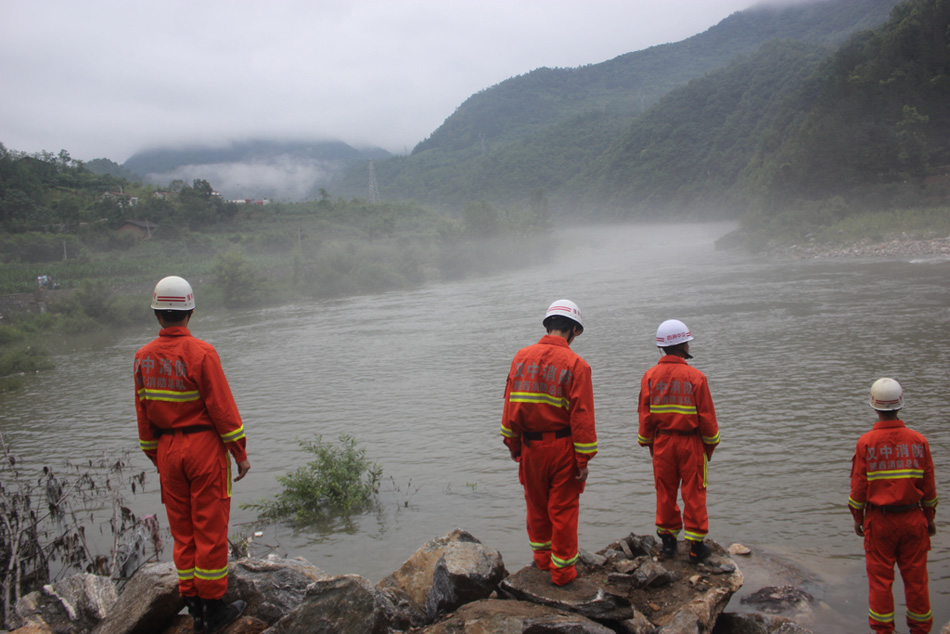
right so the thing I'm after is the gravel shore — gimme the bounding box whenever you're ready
[774,234,950,260]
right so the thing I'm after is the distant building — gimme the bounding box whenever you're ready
[100,191,138,207]
[153,191,178,200]
[116,220,157,239]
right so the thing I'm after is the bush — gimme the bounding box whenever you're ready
[244,435,381,523]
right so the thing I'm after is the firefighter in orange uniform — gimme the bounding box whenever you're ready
[501,299,597,586]
[849,378,938,634]
[134,276,249,634]
[638,319,719,563]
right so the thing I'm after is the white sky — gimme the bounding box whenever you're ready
[0,0,809,163]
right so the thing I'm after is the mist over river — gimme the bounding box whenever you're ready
[2,222,948,632]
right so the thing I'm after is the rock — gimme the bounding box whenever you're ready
[498,565,634,623]
[578,549,607,568]
[740,586,815,619]
[617,610,655,634]
[772,624,814,634]
[376,528,506,622]
[223,556,330,625]
[632,560,677,589]
[8,626,54,634]
[942,620,950,634]
[658,609,702,634]
[262,574,390,634]
[91,562,179,634]
[11,573,117,634]
[712,612,808,634]
[728,544,752,556]
[417,598,615,633]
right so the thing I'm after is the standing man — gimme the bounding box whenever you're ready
[134,275,249,633]
[849,378,938,634]
[501,299,597,586]
[638,319,720,563]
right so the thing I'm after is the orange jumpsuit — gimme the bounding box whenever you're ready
[134,326,248,600]
[501,335,597,585]
[638,355,719,543]
[849,419,938,634]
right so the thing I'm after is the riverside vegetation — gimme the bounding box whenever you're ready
[0,143,555,392]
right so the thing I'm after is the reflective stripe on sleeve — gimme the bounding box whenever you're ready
[638,434,653,444]
[848,497,866,510]
[702,431,720,444]
[500,425,518,439]
[140,439,159,451]
[220,425,245,443]
[573,441,597,454]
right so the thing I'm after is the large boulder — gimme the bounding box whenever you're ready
[10,574,117,634]
[223,556,329,625]
[261,574,391,634]
[377,528,507,622]
[418,598,616,634]
[713,612,812,634]
[91,562,179,634]
[498,566,634,624]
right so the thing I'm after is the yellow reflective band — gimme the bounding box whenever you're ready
[140,439,159,451]
[638,434,653,444]
[907,608,932,622]
[137,388,200,403]
[657,527,681,537]
[869,609,894,623]
[923,496,938,507]
[702,431,720,444]
[684,530,706,542]
[573,442,597,454]
[195,566,229,581]
[529,540,552,551]
[551,553,579,568]
[848,497,866,510]
[509,392,570,410]
[650,404,697,415]
[500,425,518,438]
[867,469,924,481]
[702,454,708,488]
[221,425,245,443]
[177,567,195,580]
[227,459,232,498]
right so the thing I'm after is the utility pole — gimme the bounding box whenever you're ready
[367,160,380,204]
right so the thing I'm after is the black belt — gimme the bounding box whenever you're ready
[154,425,214,436]
[869,503,920,514]
[657,429,698,436]
[523,428,572,441]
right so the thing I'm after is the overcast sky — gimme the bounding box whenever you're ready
[1,0,810,163]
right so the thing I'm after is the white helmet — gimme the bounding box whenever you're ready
[656,319,693,347]
[544,299,584,333]
[151,275,195,310]
[869,378,903,411]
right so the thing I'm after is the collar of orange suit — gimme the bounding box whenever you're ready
[158,326,191,337]
[872,419,905,430]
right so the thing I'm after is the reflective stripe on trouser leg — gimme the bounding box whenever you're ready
[896,512,932,634]
[521,435,581,584]
[158,430,233,600]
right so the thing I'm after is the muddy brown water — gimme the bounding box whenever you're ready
[2,222,948,632]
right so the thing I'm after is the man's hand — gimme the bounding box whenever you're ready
[928,519,937,536]
[576,466,588,483]
[854,520,864,537]
[234,459,251,481]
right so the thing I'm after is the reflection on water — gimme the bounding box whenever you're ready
[1,222,948,633]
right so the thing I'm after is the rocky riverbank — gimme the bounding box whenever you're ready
[772,234,950,260]
[6,528,846,634]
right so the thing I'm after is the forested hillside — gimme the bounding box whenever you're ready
[335,0,900,209]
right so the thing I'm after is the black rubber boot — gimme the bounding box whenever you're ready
[182,595,204,633]
[659,533,677,559]
[688,539,712,564]
[202,598,246,634]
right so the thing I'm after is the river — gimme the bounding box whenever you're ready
[1,222,947,633]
